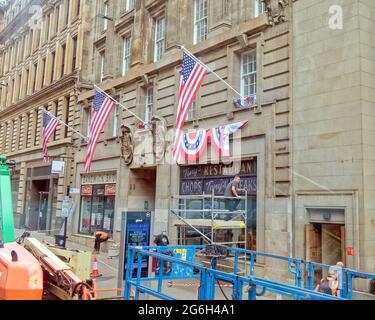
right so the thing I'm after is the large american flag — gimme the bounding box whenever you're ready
[42,111,60,163]
[173,52,207,162]
[84,91,116,173]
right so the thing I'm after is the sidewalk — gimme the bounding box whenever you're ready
[15,229,120,300]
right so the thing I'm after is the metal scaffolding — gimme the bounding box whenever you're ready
[170,191,249,273]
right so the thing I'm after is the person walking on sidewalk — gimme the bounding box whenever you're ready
[224,175,246,221]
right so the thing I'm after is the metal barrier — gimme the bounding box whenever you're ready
[124,245,375,300]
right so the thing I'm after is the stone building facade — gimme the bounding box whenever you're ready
[72,0,293,282]
[0,0,374,291]
[292,0,375,289]
[0,0,88,233]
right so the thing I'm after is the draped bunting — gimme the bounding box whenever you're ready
[177,121,249,163]
[208,120,249,157]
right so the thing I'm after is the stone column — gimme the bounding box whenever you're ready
[208,0,232,37]
[131,0,146,67]
[165,0,180,53]
[154,164,172,238]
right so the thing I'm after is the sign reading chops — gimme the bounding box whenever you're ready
[180,159,257,196]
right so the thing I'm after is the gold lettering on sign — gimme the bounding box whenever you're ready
[82,172,117,185]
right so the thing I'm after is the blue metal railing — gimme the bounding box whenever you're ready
[124,245,375,301]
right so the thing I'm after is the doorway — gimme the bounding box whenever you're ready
[306,223,346,284]
[26,179,50,231]
[128,168,157,212]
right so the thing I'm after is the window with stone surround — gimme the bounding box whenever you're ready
[126,0,135,12]
[194,0,208,44]
[113,104,119,137]
[99,51,105,82]
[154,16,165,62]
[72,35,78,70]
[61,43,66,77]
[55,5,60,35]
[254,0,265,17]
[186,100,197,121]
[64,0,70,26]
[122,35,132,76]
[103,1,109,31]
[241,50,257,105]
[145,86,154,124]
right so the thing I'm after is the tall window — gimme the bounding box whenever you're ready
[72,36,78,70]
[145,87,153,124]
[45,14,51,41]
[41,58,46,88]
[113,105,119,137]
[241,51,257,105]
[64,96,70,138]
[194,0,208,44]
[103,1,109,31]
[154,17,165,62]
[122,35,132,75]
[32,63,37,93]
[254,0,265,17]
[51,51,56,83]
[65,0,70,26]
[100,52,105,82]
[126,0,135,11]
[76,0,81,18]
[61,44,66,76]
[187,100,197,121]
[55,5,60,34]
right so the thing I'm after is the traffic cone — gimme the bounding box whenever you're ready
[90,257,102,278]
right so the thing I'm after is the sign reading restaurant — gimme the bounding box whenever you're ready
[180,159,257,196]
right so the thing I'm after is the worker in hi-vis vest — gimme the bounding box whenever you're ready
[93,231,109,254]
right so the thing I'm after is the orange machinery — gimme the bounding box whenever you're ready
[0,242,43,300]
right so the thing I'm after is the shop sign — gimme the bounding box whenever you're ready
[82,172,117,185]
[180,160,257,196]
[81,185,93,196]
[105,184,116,196]
[51,161,65,174]
[69,188,80,195]
[61,196,70,218]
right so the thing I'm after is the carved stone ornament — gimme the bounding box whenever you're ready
[264,0,289,26]
[151,116,166,164]
[120,124,134,166]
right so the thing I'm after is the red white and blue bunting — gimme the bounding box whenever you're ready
[177,120,249,163]
[232,95,256,109]
[179,129,209,162]
[208,120,249,157]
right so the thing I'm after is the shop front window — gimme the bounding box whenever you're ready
[79,184,115,238]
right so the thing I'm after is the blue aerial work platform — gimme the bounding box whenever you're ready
[124,245,375,301]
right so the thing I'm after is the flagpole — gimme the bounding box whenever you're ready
[180,46,247,101]
[94,84,147,126]
[41,108,89,142]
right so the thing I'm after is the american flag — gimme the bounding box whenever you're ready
[84,91,116,173]
[42,111,60,163]
[173,52,207,162]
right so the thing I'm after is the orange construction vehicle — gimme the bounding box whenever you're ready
[0,157,96,300]
[0,157,43,300]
